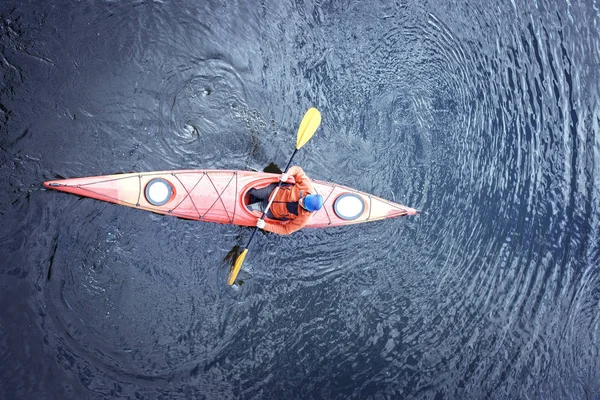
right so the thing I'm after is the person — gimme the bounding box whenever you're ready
[248,166,323,235]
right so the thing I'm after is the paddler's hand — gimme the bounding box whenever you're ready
[280,173,289,183]
[256,219,265,229]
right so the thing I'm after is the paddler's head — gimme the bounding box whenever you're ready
[299,194,323,212]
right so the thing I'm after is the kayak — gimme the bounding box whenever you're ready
[43,170,417,228]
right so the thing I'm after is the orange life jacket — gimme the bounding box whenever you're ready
[263,166,316,235]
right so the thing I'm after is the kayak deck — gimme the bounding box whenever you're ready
[44,170,417,228]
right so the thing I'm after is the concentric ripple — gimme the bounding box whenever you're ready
[155,58,254,168]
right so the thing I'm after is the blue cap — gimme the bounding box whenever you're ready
[303,194,323,212]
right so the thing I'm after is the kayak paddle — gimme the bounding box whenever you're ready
[227,107,321,285]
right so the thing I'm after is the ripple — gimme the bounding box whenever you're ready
[155,58,271,169]
[285,0,600,397]
[36,218,247,393]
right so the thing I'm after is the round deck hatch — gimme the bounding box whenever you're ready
[145,178,172,206]
[334,193,365,220]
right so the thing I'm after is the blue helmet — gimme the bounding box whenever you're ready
[303,194,323,212]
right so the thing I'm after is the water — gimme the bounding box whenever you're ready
[1,0,599,398]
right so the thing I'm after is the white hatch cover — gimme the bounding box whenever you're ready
[333,193,366,220]
[145,178,173,206]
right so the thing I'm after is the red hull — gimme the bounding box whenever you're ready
[44,170,417,228]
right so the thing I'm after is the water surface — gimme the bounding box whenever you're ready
[1,0,599,398]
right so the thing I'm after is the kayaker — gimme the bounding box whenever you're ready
[248,165,324,235]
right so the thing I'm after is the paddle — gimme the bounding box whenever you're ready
[227,108,321,285]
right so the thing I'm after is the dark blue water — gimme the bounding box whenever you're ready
[1,0,599,398]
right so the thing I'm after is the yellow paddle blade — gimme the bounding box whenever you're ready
[227,248,248,286]
[296,108,321,150]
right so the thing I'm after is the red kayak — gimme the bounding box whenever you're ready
[44,170,417,228]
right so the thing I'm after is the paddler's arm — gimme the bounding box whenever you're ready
[286,165,306,184]
[286,165,316,194]
[260,219,302,235]
[259,210,312,235]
